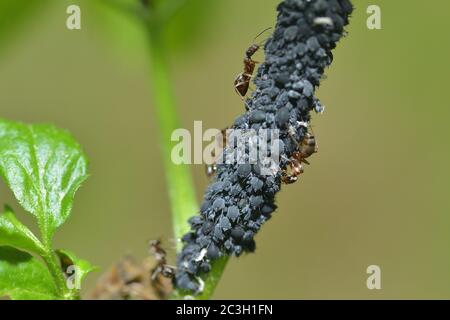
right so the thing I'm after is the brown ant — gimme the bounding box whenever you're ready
[234,27,272,98]
[149,239,176,281]
[281,129,318,184]
[88,241,176,300]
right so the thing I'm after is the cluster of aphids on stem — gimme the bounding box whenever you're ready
[205,127,317,184]
[209,27,318,184]
[173,0,353,294]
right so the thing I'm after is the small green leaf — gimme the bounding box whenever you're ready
[0,119,88,244]
[0,246,58,300]
[56,249,98,285]
[0,206,45,255]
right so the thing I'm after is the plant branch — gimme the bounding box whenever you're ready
[146,25,198,252]
[99,0,151,24]
[145,20,229,299]
[41,251,73,299]
[158,0,189,23]
[194,256,228,300]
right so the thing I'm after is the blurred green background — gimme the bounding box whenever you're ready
[1,0,450,299]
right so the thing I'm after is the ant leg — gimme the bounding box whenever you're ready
[161,265,177,278]
[243,98,254,110]
[235,88,245,99]
[151,265,162,281]
[288,133,299,145]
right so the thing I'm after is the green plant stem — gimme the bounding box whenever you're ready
[194,256,229,300]
[146,23,229,299]
[40,222,74,299]
[42,251,72,299]
[146,25,198,252]
[159,0,189,23]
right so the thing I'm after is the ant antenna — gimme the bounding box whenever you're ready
[253,27,273,41]
[253,27,273,46]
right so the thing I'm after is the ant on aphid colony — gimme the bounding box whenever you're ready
[88,240,176,300]
[281,127,318,184]
[234,27,272,98]
[149,239,176,281]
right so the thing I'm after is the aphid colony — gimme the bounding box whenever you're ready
[174,0,353,293]
[205,125,317,184]
[209,26,319,184]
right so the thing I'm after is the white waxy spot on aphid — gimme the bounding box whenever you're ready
[195,277,205,294]
[195,248,207,262]
[314,17,334,26]
[297,121,309,128]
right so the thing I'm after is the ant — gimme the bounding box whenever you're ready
[281,128,318,184]
[234,27,272,98]
[149,239,176,281]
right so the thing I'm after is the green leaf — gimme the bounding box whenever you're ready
[0,119,88,245]
[56,249,98,285]
[0,246,58,300]
[0,206,45,255]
